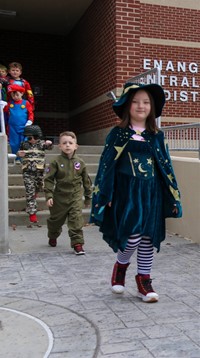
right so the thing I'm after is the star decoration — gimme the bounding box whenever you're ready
[167,173,174,182]
[133,158,139,163]
[169,186,180,201]
[93,185,99,195]
[135,130,142,135]
[147,158,152,165]
[114,143,127,160]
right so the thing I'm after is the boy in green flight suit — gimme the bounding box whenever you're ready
[44,131,92,255]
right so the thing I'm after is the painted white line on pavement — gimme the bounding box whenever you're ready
[0,307,54,358]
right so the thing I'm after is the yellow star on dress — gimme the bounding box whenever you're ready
[114,143,128,160]
[93,185,99,195]
[167,173,174,182]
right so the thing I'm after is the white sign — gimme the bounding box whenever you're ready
[143,59,199,102]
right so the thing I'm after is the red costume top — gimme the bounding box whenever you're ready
[7,78,35,110]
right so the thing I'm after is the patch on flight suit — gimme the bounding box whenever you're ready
[74,162,81,170]
[45,165,50,173]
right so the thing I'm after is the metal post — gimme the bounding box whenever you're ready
[0,99,10,254]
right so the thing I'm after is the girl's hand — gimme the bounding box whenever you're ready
[47,198,53,207]
[45,140,52,146]
[172,204,178,214]
[95,202,112,208]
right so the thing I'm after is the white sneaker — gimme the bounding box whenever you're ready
[137,291,159,302]
[111,285,125,294]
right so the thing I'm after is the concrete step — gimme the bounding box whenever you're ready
[8,172,96,186]
[9,208,91,226]
[49,145,103,155]
[8,163,99,175]
[8,174,24,186]
[9,197,47,211]
[8,165,23,174]
[8,186,44,199]
[9,196,91,211]
[45,153,100,164]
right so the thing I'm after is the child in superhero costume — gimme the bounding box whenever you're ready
[90,82,182,302]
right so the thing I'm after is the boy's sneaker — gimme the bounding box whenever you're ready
[48,238,57,247]
[135,274,159,303]
[74,244,85,255]
[29,213,38,223]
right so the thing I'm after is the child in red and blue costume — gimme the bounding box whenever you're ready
[7,62,35,110]
[4,84,34,161]
[0,64,9,132]
[0,64,9,101]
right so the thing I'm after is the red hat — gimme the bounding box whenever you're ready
[7,84,25,93]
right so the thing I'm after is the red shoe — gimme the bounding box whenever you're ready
[29,213,38,223]
[48,238,57,247]
[74,244,85,255]
[135,274,159,303]
[111,262,130,294]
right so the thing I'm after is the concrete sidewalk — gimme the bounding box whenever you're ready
[0,225,200,357]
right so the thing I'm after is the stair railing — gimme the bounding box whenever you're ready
[162,123,200,159]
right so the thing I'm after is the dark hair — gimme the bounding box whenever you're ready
[118,90,159,133]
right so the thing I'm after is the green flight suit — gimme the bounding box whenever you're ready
[44,151,92,247]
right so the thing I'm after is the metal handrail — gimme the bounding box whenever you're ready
[0,96,10,253]
[162,122,200,159]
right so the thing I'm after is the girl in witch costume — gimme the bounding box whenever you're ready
[90,82,182,303]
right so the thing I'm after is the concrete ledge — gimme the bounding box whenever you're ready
[167,157,200,243]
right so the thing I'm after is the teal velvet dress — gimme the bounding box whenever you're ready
[90,126,182,253]
[100,138,165,252]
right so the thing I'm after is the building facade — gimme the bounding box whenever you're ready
[1,0,199,143]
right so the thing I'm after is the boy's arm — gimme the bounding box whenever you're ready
[25,101,34,126]
[16,141,25,157]
[43,140,53,150]
[82,165,93,206]
[44,161,57,201]
[23,79,35,110]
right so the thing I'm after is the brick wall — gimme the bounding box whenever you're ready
[69,0,142,133]
[0,1,199,139]
[68,0,118,136]
[0,30,69,136]
[140,3,200,122]
[141,4,199,42]
[70,0,199,136]
[69,0,116,106]
[115,0,141,87]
